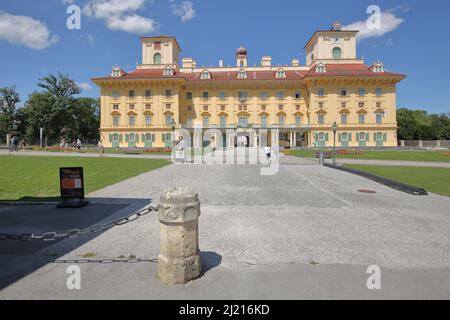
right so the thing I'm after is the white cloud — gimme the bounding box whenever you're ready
[78,82,93,91]
[343,10,404,41]
[83,0,157,34]
[171,1,196,22]
[62,0,77,5]
[105,14,156,34]
[0,11,58,50]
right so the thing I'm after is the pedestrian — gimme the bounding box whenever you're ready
[264,146,271,160]
[98,140,104,156]
[76,138,82,151]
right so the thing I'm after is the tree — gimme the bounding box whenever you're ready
[0,86,21,143]
[397,108,450,140]
[38,72,81,100]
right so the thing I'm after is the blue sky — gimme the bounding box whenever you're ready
[0,0,449,114]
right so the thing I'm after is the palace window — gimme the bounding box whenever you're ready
[341,114,348,124]
[238,91,248,101]
[128,90,135,98]
[295,105,301,111]
[112,104,119,110]
[318,132,325,141]
[220,105,226,111]
[145,116,152,125]
[359,114,366,124]
[165,89,172,97]
[165,115,173,125]
[332,47,342,59]
[318,114,325,125]
[341,102,346,108]
[376,132,383,141]
[376,113,383,124]
[203,106,208,111]
[202,91,209,99]
[358,88,365,97]
[201,70,211,79]
[113,133,119,143]
[112,90,119,99]
[219,91,227,100]
[261,116,268,128]
[340,88,348,97]
[163,67,174,76]
[341,132,348,141]
[295,116,302,126]
[186,92,193,100]
[359,102,365,108]
[220,116,227,128]
[186,117,193,127]
[376,88,383,97]
[112,116,120,126]
[295,92,301,99]
[237,69,247,79]
[276,91,285,100]
[276,69,286,78]
[278,116,285,127]
[359,132,366,141]
[145,104,151,110]
[145,90,152,98]
[203,116,209,127]
[129,115,135,126]
[153,53,162,65]
[238,117,248,127]
[278,105,284,111]
[316,63,326,73]
[145,133,153,142]
[318,88,325,97]
[166,104,171,110]
[129,104,135,110]
[129,133,136,142]
[260,91,268,100]
[318,102,324,109]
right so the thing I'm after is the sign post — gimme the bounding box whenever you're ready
[57,167,89,208]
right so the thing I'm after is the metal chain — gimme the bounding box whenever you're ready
[0,205,158,243]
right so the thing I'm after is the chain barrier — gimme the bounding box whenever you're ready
[0,205,158,243]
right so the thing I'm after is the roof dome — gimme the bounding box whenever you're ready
[236,46,247,56]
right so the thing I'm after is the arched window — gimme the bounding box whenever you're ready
[332,47,342,59]
[153,53,162,65]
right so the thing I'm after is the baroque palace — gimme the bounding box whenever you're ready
[92,22,406,149]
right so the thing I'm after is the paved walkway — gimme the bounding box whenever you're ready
[1,158,449,299]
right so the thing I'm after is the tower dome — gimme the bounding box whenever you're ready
[236,46,247,56]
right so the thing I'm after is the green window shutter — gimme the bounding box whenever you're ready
[338,133,341,142]
[325,133,329,141]
[314,133,318,141]
[374,133,377,141]
[366,133,369,142]
[356,132,359,141]
[348,133,352,142]
[119,134,123,143]
[109,134,112,143]
[125,134,129,142]
[162,134,166,142]
[383,133,387,142]
[135,134,139,143]
[142,134,145,142]
[152,134,156,142]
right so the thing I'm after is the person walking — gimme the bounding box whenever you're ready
[264,146,271,161]
[98,140,104,156]
[76,138,82,152]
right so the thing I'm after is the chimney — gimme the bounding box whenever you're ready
[219,59,224,67]
[261,56,272,67]
[291,58,300,67]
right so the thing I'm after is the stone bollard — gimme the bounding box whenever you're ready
[157,187,202,285]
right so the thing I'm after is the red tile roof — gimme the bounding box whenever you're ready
[92,64,405,82]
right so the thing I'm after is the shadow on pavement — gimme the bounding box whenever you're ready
[0,198,151,291]
[201,251,222,275]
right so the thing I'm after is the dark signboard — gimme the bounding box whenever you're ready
[60,167,85,199]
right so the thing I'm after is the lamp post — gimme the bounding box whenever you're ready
[171,119,176,148]
[332,122,338,165]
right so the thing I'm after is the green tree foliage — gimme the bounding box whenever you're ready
[0,86,21,143]
[397,108,450,140]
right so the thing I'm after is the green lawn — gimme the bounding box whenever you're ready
[0,156,170,201]
[344,165,450,197]
[286,150,450,163]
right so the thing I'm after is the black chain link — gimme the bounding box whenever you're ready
[0,205,158,242]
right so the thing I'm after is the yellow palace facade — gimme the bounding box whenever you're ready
[92,22,406,149]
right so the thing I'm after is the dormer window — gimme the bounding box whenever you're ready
[373,62,385,73]
[111,66,121,77]
[201,70,211,80]
[163,67,174,76]
[316,63,326,73]
[237,69,247,79]
[276,68,286,78]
